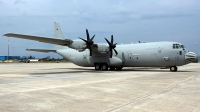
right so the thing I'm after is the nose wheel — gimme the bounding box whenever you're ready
[170,66,178,72]
[95,63,101,70]
[102,64,108,71]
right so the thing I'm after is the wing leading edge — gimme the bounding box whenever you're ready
[26,48,56,53]
[3,33,72,46]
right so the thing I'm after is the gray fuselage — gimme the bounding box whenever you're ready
[56,41,190,68]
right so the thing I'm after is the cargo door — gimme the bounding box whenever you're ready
[132,54,139,66]
[128,53,132,61]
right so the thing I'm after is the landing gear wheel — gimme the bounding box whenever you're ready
[102,64,108,71]
[170,66,177,72]
[116,66,122,71]
[109,67,115,71]
[95,64,101,71]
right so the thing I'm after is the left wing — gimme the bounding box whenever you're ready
[26,48,56,53]
[3,33,72,46]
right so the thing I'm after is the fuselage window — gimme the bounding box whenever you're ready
[179,51,182,55]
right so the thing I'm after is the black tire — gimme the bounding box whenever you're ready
[170,66,177,72]
[116,66,122,71]
[109,67,115,71]
[102,64,108,71]
[95,64,101,71]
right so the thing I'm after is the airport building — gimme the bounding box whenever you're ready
[0,56,20,60]
[0,56,35,61]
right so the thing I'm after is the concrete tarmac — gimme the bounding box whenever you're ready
[0,63,200,112]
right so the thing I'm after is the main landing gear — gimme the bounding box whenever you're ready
[94,63,122,71]
[170,66,178,72]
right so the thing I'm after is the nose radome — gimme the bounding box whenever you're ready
[185,52,198,63]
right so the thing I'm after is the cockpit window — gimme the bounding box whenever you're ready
[180,45,184,48]
[173,44,183,49]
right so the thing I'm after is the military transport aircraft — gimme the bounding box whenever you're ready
[3,22,198,72]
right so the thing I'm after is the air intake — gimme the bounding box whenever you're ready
[185,52,198,64]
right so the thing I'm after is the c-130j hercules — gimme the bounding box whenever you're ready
[3,22,198,72]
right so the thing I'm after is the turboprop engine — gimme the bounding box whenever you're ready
[68,40,87,51]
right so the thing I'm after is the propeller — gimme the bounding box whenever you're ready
[79,29,95,56]
[105,35,118,58]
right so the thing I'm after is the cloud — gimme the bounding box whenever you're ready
[141,13,196,20]
[14,0,26,4]
[0,0,200,57]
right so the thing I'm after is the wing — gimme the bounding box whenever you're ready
[26,49,56,53]
[3,33,72,46]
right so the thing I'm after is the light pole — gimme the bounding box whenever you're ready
[13,47,14,56]
[7,38,9,62]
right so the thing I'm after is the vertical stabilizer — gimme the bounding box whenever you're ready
[54,22,68,50]
[54,22,64,39]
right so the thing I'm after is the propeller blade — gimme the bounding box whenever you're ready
[110,49,113,58]
[105,35,118,58]
[91,35,95,40]
[79,37,87,43]
[89,46,92,56]
[111,35,113,44]
[105,38,112,46]
[114,49,118,55]
[79,29,95,56]
[86,29,90,40]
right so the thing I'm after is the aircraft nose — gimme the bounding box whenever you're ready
[185,52,198,63]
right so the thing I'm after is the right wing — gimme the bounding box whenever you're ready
[3,33,73,46]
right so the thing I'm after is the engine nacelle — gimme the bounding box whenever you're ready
[93,44,109,54]
[68,40,86,51]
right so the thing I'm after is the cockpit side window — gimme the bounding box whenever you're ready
[180,45,184,48]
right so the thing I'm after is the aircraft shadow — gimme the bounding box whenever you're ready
[61,67,193,72]
[32,67,193,75]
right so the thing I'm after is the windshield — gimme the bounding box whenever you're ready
[173,44,185,49]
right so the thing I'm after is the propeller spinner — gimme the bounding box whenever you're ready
[105,35,118,58]
[79,29,95,56]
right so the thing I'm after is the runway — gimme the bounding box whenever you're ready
[0,63,200,112]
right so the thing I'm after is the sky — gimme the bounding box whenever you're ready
[0,0,200,58]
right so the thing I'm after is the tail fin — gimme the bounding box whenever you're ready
[54,22,68,50]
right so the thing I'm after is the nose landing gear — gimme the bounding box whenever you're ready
[94,63,101,70]
[170,66,178,72]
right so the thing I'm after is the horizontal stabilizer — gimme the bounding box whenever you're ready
[3,33,72,46]
[26,49,56,53]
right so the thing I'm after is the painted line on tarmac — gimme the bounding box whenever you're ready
[107,75,197,112]
[0,73,155,96]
